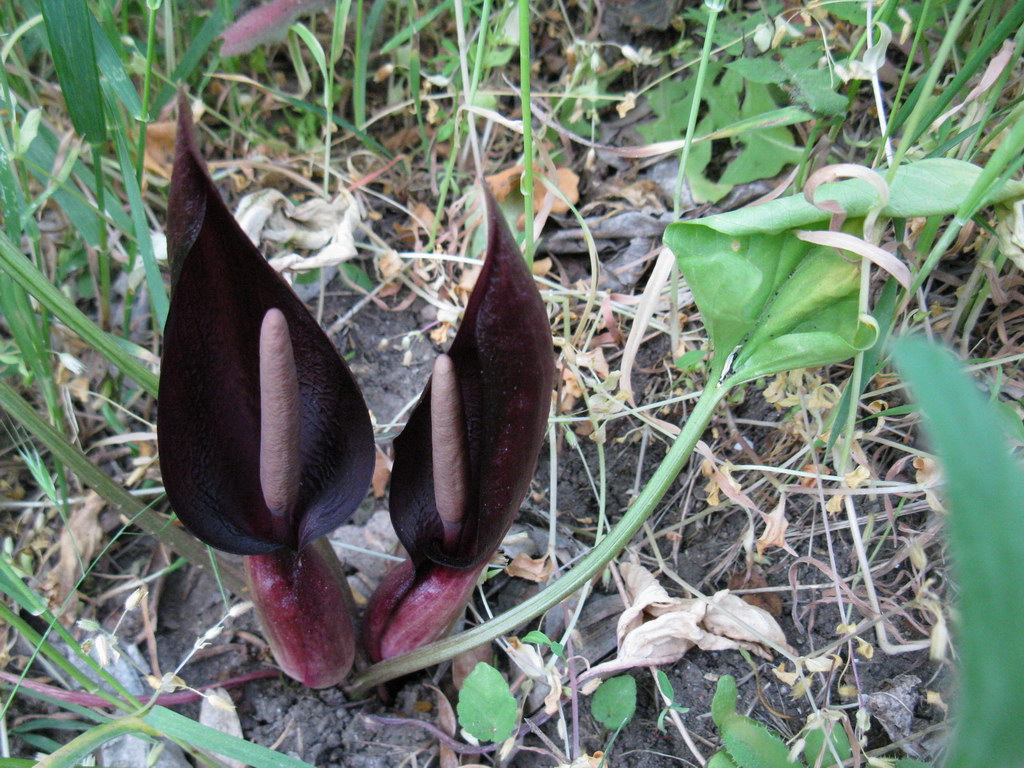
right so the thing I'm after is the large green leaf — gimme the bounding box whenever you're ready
[663,225,874,384]
[893,339,1024,768]
[456,663,517,742]
[672,159,1024,237]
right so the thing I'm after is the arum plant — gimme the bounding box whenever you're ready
[158,96,374,688]
[364,190,556,660]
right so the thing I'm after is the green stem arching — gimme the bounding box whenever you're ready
[346,381,728,695]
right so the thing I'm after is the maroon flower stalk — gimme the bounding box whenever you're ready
[365,190,554,661]
[158,95,374,687]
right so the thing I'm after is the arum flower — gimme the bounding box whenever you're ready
[158,96,374,687]
[365,191,555,661]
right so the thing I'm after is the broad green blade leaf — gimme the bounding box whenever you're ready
[144,707,316,768]
[892,338,1024,768]
[663,225,875,384]
[591,675,637,730]
[668,159,1024,237]
[457,663,517,742]
[40,0,105,143]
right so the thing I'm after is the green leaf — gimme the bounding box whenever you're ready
[675,348,707,371]
[802,717,851,768]
[711,675,738,727]
[726,57,787,84]
[656,669,674,700]
[781,44,847,117]
[827,277,900,452]
[720,715,795,768]
[894,761,932,768]
[708,752,742,768]
[719,83,802,186]
[457,663,517,743]
[663,225,875,384]
[522,630,566,659]
[669,159,1024,237]
[110,113,169,331]
[40,0,106,143]
[591,675,637,731]
[144,707,315,768]
[892,339,1024,768]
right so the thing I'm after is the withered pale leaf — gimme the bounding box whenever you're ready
[756,497,795,557]
[585,564,793,682]
[702,590,794,659]
[54,492,105,612]
[505,552,553,583]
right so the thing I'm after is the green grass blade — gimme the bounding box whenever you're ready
[110,113,169,331]
[89,13,143,120]
[891,2,1024,141]
[39,0,106,143]
[0,381,246,595]
[153,10,226,114]
[143,707,316,768]
[379,0,452,54]
[892,337,1024,768]
[34,717,155,768]
[0,229,158,394]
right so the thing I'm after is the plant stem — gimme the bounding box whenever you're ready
[135,0,160,184]
[346,381,727,695]
[518,0,534,266]
[672,0,723,217]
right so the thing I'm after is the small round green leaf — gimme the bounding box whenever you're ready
[457,663,517,743]
[592,675,637,731]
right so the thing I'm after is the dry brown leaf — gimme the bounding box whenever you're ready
[144,120,177,178]
[378,249,404,280]
[728,565,782,616]
[532,257,553,277]
[53,493,105,612]
[429,685,459,768]
[539,168,580,214]
[505,552,554,582]
[486,164,525,202]
[702,591,794,659]
[371,447,391,499]
[453,644,493,690]
[584,563,793,682]
[506,636,547,679]
[485,164,579,214]
[756,497,794,557]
